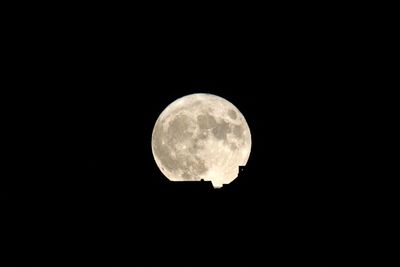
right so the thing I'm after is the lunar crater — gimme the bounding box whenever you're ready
[212,120,231,140]
[232,124,244,138]
[197,114,217,129]
[228,109,237,119]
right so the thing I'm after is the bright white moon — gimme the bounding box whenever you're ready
[151,93,251,188]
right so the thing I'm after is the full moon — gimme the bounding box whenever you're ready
[151,93,251,188]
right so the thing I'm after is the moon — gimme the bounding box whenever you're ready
[151,93,251,188]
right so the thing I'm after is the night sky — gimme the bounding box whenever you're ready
[2,8,363,265]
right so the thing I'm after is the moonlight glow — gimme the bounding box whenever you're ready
[151,93,251,188]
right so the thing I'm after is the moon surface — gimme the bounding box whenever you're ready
[151,93,251,188]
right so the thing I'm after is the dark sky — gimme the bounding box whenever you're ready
[2,8,364,265]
